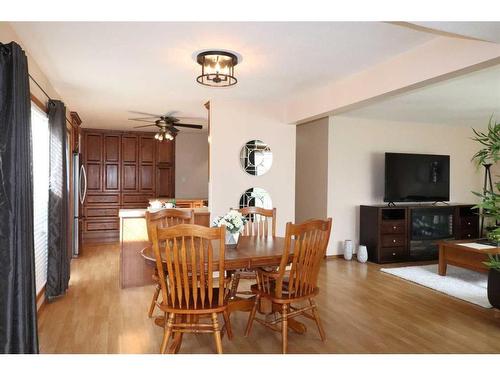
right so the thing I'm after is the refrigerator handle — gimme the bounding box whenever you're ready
[79,164,87,205]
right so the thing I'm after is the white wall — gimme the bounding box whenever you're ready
[209,99,295,236]
[175,132,209,199]
[326,115,484,255]
[0,22,65,107]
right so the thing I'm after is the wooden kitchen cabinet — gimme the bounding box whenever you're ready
[81,129,176,242]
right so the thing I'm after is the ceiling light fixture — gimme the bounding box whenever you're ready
[196,50,238,87]
[154,128,174,142]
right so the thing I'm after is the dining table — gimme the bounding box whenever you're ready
[140,235,307,353]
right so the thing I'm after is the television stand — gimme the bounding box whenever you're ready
[360,204,479,263]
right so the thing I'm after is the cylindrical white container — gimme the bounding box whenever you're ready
[343,240,353,261]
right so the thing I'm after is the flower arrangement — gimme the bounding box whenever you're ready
[212,210,247,234]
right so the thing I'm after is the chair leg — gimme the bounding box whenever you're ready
[223,310,233,340]
[211,313,223,354]
[309,298,326,341]
[160,313,175,354]
[148,284,161,318]
[245,294,260,337]
[282,304,288,354]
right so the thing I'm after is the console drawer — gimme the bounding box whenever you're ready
[381,234,406,247]
[460,217,478,228]
[381,220,406,234]
[457,229,478,240]
[380,247,408,263]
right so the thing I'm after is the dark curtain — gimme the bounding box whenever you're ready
[45,100,69,299]
[0,42,39,353]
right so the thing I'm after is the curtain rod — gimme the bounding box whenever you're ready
[28,74,72,125]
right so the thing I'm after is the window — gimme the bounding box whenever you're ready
[31,103,50,295]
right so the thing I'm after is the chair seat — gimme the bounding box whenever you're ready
[250,281,319,303]
[158,287,228,314]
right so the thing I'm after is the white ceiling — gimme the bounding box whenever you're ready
[410,22,500,43]
[9,22,437,130]
[340,63,500,127]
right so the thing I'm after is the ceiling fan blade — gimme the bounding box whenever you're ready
[133,124,157,129]
[129,110,163,117]
[174,123,204,129]
[128,118,158,123]
[164,111,178,117]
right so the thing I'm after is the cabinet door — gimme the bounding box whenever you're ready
[104,135,120,162]
[122,164,137,191]
[140,136,155,164]
[157,139,174,164]
[122,136,138,163]
[86,163,102,191]
[104,164,119,190]
[85,133,102,162]
[156,166,174,197]
[140,165,154,191]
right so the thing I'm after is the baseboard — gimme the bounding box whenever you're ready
[36,285,46,313]
[325,254,344,259]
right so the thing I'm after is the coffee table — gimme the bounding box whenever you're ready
[437,239,500,276]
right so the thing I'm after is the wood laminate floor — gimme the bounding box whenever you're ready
[38,242,500,354]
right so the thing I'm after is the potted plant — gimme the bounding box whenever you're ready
[471,116,500,244]
[472,116,500,308]
[484,254,500,308]
[212,210,248,248]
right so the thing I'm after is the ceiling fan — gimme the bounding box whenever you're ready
[128,111,204,141]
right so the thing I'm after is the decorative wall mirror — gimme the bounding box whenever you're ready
[240,140,272,176]
[239,187,273,209]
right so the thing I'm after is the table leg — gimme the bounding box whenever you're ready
[438,245,447,276]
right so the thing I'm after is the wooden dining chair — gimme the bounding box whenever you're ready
[145,209,194,318]
[232,207,277,296]
[151,223,231,354]
[238,206,276,237]
[245,218,332,354]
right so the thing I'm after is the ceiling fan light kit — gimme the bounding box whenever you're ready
[196,50,238,87]
[129,112,203,142]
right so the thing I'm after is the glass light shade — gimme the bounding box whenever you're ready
[196,51,238,87]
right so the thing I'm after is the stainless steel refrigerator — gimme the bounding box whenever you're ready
[72,151,87,257]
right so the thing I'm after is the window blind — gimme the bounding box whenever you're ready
[31,103,50,295]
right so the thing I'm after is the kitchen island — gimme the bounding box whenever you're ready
[119,207,210,288]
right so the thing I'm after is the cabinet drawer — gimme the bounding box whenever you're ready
[381,234,406,247]
[457,229,478,240]
[381,220,406,234]
[380,247,408,263]
[85,207,119,218]
[121,193,154,205]
[85,219,119,232]
[86,193,120,205]
[460,217,478,228]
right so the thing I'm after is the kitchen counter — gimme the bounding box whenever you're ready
[119,207,210,288]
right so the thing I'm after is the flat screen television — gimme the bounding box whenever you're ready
[384,153,450,203]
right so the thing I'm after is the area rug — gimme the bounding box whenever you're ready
[380,264,491,308]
